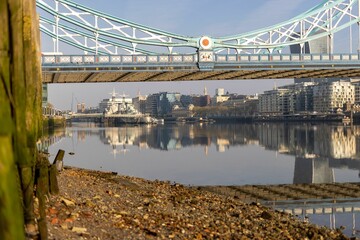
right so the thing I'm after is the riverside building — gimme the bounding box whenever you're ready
[258,79,355,115]
[288,82,316,113]
[258,88,291,115]
[350,79,360,105]
[313,81,355,113]
[132,95,147,114]
[212,88,230,105]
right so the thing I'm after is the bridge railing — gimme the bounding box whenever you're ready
[41,54,198,65]
[41,53,360,66]
[215,53,360,62]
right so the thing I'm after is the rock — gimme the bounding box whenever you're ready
[65,218,74,223]
[260,211,273,220]
[72,227,87,234]
[70,212,79,219]
[25,223,38,237]
[119,211,130,216]
[143,198,151,206]
[144,228,157,236]
[93,195,102,200]
[61,197,76,207]
[49,208,58,215]
[60,223,69,230]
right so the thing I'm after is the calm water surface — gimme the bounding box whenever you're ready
[45,122,360,237]
[47,122,360,185]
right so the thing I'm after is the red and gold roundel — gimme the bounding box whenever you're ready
[202,38,210,47]
[199,36,212,49]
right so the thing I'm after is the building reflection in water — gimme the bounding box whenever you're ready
[256,123,360,184]
[69,123,360,184]
[293,157,334,184]
[37,129,67,152]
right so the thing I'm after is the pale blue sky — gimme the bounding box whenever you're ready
[42,0,354,110]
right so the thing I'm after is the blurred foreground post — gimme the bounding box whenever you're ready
[0,0,43,239]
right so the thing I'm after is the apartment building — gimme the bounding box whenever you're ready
[313,81,355,113]
[258,88,291,115]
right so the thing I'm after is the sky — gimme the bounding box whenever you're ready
[41,0,355,110]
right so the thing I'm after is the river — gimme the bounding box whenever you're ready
[43,122,360,237]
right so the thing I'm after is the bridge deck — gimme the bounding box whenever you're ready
[41,54,360,83]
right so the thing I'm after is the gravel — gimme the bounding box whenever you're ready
[44,167,350,240]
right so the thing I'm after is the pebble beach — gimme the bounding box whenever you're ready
[45,167,350,239]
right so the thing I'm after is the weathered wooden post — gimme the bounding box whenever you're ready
[0,0,27,239]
[36,154,50,239]
[0,0,43,239]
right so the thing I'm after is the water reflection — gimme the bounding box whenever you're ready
[103,123,360,183]
[273,200,360,237]
[47,122,360,185]
[98,123,360,158]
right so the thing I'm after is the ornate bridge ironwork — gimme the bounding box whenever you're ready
[37,0,360,82]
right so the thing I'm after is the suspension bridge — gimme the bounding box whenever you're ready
[37,0,360,83]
